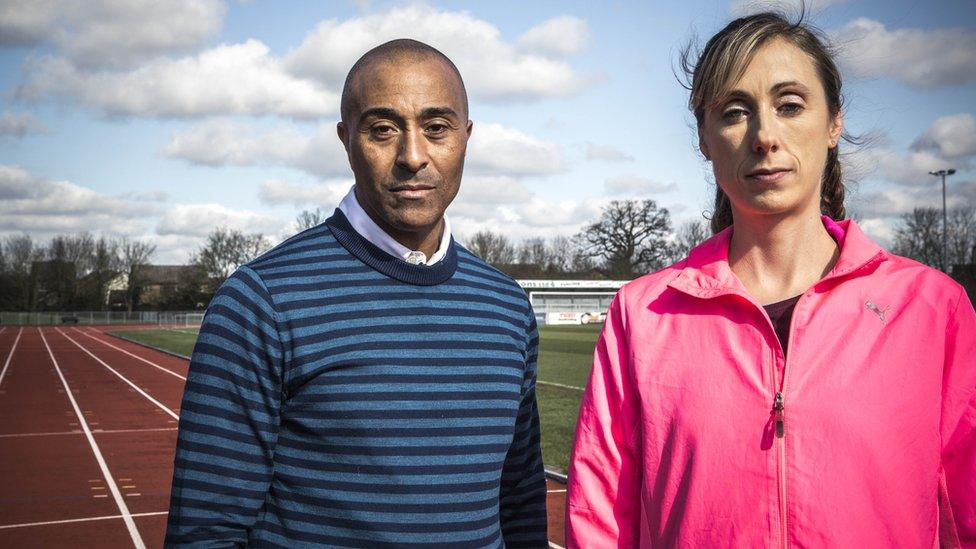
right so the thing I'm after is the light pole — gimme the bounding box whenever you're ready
[928,168,956,272]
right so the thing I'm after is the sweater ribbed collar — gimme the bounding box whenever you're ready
[326,209,458,286]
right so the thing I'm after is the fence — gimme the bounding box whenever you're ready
[0,311,203,326]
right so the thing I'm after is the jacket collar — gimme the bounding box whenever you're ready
[667,216,888,300]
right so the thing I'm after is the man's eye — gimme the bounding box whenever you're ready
[371,125,396,137]
[426,123,448,135]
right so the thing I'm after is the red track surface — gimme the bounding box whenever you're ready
[0,325,568,548]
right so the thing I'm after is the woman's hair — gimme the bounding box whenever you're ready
[680,11,847,233]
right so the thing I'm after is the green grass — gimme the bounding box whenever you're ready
[111,323,600,473]
[110,327,199,357]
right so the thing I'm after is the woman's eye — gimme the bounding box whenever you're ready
[723,108,748,121]
[779,102,804,116]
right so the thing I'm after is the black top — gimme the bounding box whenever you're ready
[764,295,801,357]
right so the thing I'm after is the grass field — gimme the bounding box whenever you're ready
[111,323,601,472]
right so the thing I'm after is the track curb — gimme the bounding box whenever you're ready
[105,331,192,361]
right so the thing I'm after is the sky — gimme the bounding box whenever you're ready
[1,0,974,264]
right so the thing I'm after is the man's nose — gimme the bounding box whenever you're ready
[751,110,781,155]
[396,128,429,173]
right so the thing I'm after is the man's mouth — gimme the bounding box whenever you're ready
[390,184,436,199]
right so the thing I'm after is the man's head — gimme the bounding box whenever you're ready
[337,39,472,254]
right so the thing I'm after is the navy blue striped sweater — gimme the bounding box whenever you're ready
[166,211,547,548]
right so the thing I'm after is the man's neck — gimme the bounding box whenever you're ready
[353,188,444,258]
[728,210,839,305]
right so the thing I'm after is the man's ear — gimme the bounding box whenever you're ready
[336,122,349,152]
[465,120,473,139]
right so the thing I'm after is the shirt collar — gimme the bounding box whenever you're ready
[337,185,452,266]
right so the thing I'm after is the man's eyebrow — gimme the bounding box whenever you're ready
[420,106,460,119]
[359,107,401,122]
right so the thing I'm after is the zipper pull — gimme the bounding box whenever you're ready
[773,392,785,438]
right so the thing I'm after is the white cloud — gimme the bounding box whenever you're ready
[283,5,588,103]
[0,164,155,234]
[467,122,563,176]
[911,113,976,160]
[157,203,284,237]
[258,179,350,209]
[605,175,677,196]
[22,41,338,119]
[0,0,226,69]
[164,120,350,176]
[859,148,963,187]
[455,176,533,206]
[517,15,591,57]
[584,143,634,163]
[0,111,45,137]
[831,18,976,88]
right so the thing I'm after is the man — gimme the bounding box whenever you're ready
[165,39,548,547]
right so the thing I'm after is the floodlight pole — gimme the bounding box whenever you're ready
[928,168,956,272]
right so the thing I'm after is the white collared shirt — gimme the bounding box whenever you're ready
[337,185,452,266]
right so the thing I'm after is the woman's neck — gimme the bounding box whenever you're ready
[728,211,840,305]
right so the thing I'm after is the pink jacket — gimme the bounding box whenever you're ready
[566,218,976,548]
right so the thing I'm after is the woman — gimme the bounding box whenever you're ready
[566,12,975,548]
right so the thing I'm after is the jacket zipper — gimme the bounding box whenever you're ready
[774,390,787,549]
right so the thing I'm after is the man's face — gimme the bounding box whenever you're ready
[338,57,472,247]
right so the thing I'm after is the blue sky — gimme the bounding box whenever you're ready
[1,0,974,263]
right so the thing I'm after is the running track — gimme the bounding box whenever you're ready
[0,326,567,548]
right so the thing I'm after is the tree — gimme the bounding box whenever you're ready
[892,208,945,270]
[119,238,157,312]
[465,230,516,266]
[195,227,272,289]
[86,237,120,310]
[295,208,328,232]
[517,238,555,271]
[3,234,39,311]
[577,199,673,278]
[670,219,710,262]
[947,207,976,267]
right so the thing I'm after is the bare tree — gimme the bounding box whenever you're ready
[295,208,328,232]
[518,238,555,271]
[87,237,120,310]
[119,238,157,312]
[3,234,39,310]
[465,230,516,266]
[577,199,673,278]
[947,207,976,267]
[892,208,945,270]
[195,227,272,286]
[671,219,710,261]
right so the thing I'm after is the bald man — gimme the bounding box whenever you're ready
[165,40,548,548]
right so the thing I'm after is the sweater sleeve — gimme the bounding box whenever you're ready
[499,313,549,548]
[941,287,976,547]
[165,266,284,547]
[566,289,642,548]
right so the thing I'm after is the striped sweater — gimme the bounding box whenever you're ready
[165,210,548,548]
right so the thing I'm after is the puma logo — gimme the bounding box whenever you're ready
[865,301,889,323]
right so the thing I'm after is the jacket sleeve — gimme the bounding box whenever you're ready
[165,266,284,547]
[941,287,976,547]
[566,289,642,548]
[499,313,549,548]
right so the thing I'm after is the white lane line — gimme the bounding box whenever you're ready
[0,511,167,530]
[74,327,186,381]
[549,543,566,549]
[55,328,179,421]
[547,489,567,493]
[38,328,146,549]
[537,380,584,391]
[0,327,6,334]
[0,327,24,388]
[0,427,178,439]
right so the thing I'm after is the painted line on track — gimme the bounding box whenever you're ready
[0,510,167,530]
[0,427,178,439]
[38,328,146,549]
[0,327,24,388]
[73,327,186,381]
[537,380,584,391]
[549,543,566,549]
[55,328,179,421]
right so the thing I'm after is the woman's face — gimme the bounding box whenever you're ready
[699,38,843,222]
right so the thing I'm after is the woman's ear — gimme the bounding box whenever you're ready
[828,110,843,149]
